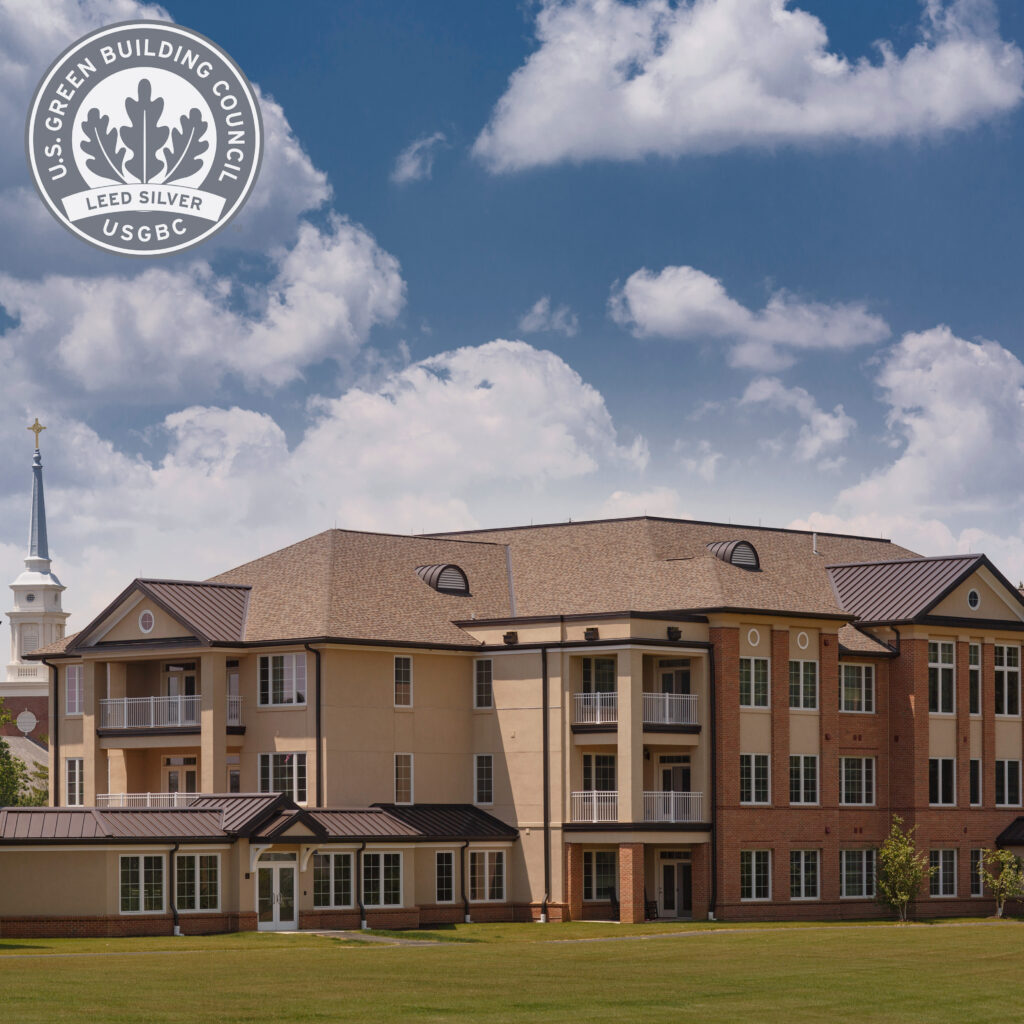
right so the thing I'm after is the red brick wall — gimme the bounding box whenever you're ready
[564,842,583,921]
[618,842,644,923]
[0,696,49,742]
[771,630,791,808]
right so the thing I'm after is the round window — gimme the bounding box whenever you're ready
[747,628,760,647]
[138,610,155,634]
[797,631,810,651]
[25,593,35,603]
[967,589,980,610]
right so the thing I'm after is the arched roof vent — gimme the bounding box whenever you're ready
[707,540,760,571]
[416,564,470,596]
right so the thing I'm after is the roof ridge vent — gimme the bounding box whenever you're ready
[415,563,470,596]
[707,540,760,571]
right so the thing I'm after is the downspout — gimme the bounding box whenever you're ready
[708,648,718,921]
[890,626,901,655]
[169,842,181,935]
[43,658,59,807]
[461,840,471,923]
[304,644,323,806]
[541,646,550,923]
[356,841,367,929]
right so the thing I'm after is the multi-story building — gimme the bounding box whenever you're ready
[2,516,1024,936]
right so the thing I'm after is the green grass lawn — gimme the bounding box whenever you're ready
[1,920,1021,1023]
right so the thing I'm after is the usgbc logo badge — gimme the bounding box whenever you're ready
[26,21,263,256]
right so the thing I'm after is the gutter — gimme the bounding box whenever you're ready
[461,840,471,923]
[169,841,181,935]
[541,646,550,924]
[708,647,718,921]
[42,658,59,806]
[304,643,323,806]
[356,841,367,929]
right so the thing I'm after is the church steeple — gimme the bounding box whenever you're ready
[29,447,50,565]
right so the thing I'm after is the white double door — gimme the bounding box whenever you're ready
[257,863,297,931]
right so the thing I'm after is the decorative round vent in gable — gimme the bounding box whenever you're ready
[416,564,470,596]
[707,540,760,571]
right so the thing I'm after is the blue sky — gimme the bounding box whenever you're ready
[3,0,1024,644]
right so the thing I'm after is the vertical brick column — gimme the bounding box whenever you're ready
[690,842,710,919]
[771,630,791,807]
[618,842,645,923]
[819,633,840,809]
[956,641,971,809]
[565,843,583,922]
[890,638,928,819]
[982,643,996,810]
[711,627,740,807]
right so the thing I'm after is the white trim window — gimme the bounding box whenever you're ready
[120,854,164,914]
[65,664,83,716]
[475,754,494,805]
[739,657,769,708]
[258,752,307,803]
[929,849,957,897]
[790,850,819,900]
[788,661,818,710]
[435,851,454,904]
[395,753,413,804]
[583,850,617,901]
[970,758,982,806]
[65,757,84,806]
[840,850,876,898]
[840,757,875,805]
[313,852,353,908]
[363,852,402,907]
[970,849,984,897]
[995,645,1021,717]
[995,759,1022,807]
[928,641,955,714]
[740,850,771,901]
[176,853,220,912]
[469,850,505,902]
[474,659,493,709]
[740,753,770,805]
[840,664,874,713]
[789,755,818,805]
[258,653,306,706]
[394,656,413,707]
[969,644,981,716]
[928,757,955,806]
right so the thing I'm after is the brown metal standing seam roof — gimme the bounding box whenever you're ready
[140,580,251,643]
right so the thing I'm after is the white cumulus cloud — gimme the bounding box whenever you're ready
[518,296,579,337]
[597,486,689,519]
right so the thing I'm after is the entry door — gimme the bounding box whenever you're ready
[662,763,691,792]
[660,668,690,695]
[257,865,297,931]
[660,863,677,917]
[166,767,198,795]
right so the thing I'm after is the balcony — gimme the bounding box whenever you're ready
[573,692,618,726]
[98,695,243,730]
[97,792,207,808]
[570,790,619,822]
[643,790,703,824]
[642,692,699,728]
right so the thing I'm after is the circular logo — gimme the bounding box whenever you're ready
[16,710,38,736]
[26,21,263,256]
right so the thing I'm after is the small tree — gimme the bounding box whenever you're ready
[876,815,935,922]
[980,849,1024,918]
[18,761,49,807]
[0,738,29,807]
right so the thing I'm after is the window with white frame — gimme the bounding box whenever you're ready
[840,850,876,898]
[969,644,981,716]
[583,850,617,901]
[928,641,955,714]
[394,656,413,707]
[176,853,219,911]
[582,657,616,693]
[258,752,307,802]
[970,758,982,806]
[582,753,616,792]
[313,853,353,908]
[788,661,818,709]
[740,850,771,901]
[363,852,402,906]
[120,854,164,913]
[258,653,306,706]
[475,754,493,804]
[65,757,84,806]
[929,757,955,806]
[469,850,505,901]
[840,757,875,805]
[395,753,413,804]
[790,850,819,900]
[840,664,874,713]
[929,849,957,897]
[970,849,984,897]
[474,659,493,709]
[739,657,769,708]
[995,646,1020,716]
[995,759,1022,806]
[65,664,83,716]
[436,851,454,903]
[789,755,818,804]
[740,754,770,804]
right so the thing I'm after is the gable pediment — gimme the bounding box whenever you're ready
[928,567,1024,624]
[80,588,196,647]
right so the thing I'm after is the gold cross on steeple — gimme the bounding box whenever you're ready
[28,418,46,448]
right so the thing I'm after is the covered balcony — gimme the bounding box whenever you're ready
[96,792,205,808]
[643,790,703,824]
[570,790,619,823]
[98,694,243,730]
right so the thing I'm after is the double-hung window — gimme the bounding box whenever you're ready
[582,753,616,792]
[258,752,307,802]
[788,661,818,709]
[969,644,981,716]
[474,659,493,709]
[790,850,819,900]
[475,754,494,804]
[435,852,454,903]
[583,851,617,901]
[840,850,876,898]
[314,853,353,908]
[176,853,219,911]
[970,758,982,806]
[395,753,413,804]
[930,849,957,897]
[789,755,818,804]
[363,852,402,906]
[840,665,874,713]
[469,851,505,902]
[970,850,984,897]
[258,653,306,706]
[740,850,771,901]
[740,754,770,804]
[928,641,955,714]
[120,854,164,913]
[65,757,84,806]
[840,757,875,805]
[928,758,955,806]
[740,658,769,708]
[394,656,413,707]
[65,664,83,715]
[995,759,1022,806]
[995,646,1020,716]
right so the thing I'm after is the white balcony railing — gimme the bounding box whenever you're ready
[573,692,618,726]
[570,790,619,822]
[99,695,244,729]
[642,692,699,727]
[96,792,205,808]
[227,695,243,727]
[643,790,703,823]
